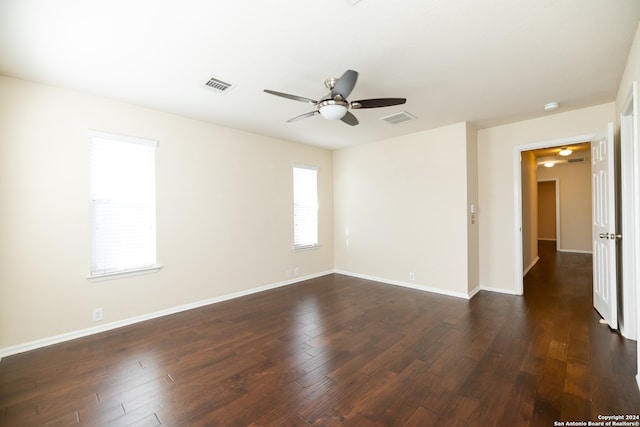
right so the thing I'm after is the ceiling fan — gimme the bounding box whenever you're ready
[263,69,406,126]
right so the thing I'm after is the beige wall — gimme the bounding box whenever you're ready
[0,76,333,351]
[333,122,475,297]
[477,103,615,293]
[537,181,557,240]
[466,123,480,294]
[537,161,592,252]
[521,151,538,272]
[0,57,631,353]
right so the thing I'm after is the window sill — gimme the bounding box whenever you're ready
[294,244,320,252]
[87,265,162,282]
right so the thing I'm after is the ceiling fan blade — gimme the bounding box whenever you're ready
[331,69,359,99]
[264,89,317,105]
[351,98,406,109]
[287,111,319,123]
[340,111,359,126]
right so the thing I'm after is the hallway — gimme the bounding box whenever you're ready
[523,241,639,420]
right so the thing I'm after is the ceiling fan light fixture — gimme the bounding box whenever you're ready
[318,100,348,120]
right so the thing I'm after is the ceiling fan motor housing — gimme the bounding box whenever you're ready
[324,78,339,90]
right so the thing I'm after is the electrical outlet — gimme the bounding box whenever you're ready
[294,267,299,276]
[409,272,415,281]
[287,269,292,278]
[92,307,103,322]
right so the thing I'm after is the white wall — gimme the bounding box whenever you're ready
[333,122,475,298]
[477,103,615,293]
[0,76,333,352]
[537,161,592,252]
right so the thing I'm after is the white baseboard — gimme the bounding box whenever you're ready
[637,373,640,393]
[0,270,333,359]
[523,256,540,276]
[479,285,520,296]
[468,286,481,299]
[557,248,592,254]
[0,269,522,359]
[333,270,473,300]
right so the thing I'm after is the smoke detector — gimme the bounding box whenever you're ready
[544,102,559,111]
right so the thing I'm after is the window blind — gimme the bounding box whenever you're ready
[293,165,318,249]
[89,132,158,276]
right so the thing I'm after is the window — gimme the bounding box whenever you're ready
[293,165,319,250]
[89,131,158,278]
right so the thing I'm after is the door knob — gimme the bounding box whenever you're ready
[599,232,609,239]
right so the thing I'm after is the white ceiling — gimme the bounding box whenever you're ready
[1,0,639,150]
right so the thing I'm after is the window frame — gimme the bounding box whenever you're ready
[292,163,320,251]
[88,130,161,281]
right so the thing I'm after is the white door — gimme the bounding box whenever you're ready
[592,123,618,330]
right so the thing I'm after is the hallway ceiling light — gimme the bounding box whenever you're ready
[559,147,572,156]
[544,162,555,168]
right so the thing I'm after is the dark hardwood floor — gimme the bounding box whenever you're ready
[1,241,639,426]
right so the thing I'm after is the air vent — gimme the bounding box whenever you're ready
[567,157,585,163]
[379,111,416,124]
[204,77,235,94]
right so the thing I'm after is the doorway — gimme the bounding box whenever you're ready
[513,133,596,296]
[537,179,559,250]
[517,139,593,286]
[513,124,639,339]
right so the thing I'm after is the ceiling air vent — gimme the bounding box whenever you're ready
[567,157,585,163]
[204,77,235,94]
[379,111,416,125]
